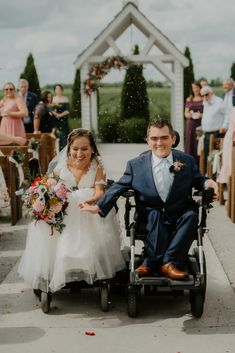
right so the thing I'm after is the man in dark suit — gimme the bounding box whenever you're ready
[18,79,38,133]
[80,118,218,280]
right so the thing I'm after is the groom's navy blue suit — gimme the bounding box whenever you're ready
[97,149,207,269]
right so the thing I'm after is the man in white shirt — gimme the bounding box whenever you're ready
[221,78,235,132]
[200,85,225,172]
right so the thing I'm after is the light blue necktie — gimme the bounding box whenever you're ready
[159,158,171,201]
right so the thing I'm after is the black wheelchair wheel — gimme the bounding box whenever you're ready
[190,247,207,318]
[127,287,138,318]
[33,289,41,301]
[193,247,207,298]
[190,291,204,318]
[100,284,110,312]
[41,292,51,313]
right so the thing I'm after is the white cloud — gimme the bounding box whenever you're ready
[0,0,234,87]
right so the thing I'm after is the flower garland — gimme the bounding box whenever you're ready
[84,56,128,96]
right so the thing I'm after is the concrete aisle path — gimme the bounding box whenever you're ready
[1,144,235,353]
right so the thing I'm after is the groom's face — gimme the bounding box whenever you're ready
[147,126,176,158]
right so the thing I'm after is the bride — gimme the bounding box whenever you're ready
[18,128,126,292]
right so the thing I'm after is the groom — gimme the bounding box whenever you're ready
[81,118,218,280]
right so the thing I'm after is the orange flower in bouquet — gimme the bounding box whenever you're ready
[17,175,69,234]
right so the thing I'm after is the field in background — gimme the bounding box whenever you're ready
[0,85,223,132]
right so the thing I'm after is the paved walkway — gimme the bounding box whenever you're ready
[0,143,235,353]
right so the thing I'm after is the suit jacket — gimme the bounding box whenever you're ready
[26,91,38,119]
[97,150,206,223]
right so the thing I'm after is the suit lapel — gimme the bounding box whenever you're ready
[166,150,184,200]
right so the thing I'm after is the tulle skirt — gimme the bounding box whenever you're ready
[18,188,126,292]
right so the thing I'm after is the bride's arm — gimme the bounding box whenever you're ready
[79,166,106,206]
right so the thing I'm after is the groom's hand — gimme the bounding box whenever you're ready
[204,179,219,200]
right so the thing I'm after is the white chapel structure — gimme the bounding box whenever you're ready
[74,1,189,143]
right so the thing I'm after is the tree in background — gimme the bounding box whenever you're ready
[230,62,235,81]
[120,44,149,120]
[183,46,195,101]
[20,53,41,97]
[72,69,81,118]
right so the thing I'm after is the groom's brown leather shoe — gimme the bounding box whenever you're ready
[161,263,188,280]
[135,265,151,277]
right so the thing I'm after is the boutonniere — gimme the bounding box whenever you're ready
[169,160,186,173]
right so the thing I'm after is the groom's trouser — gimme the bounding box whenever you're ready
[144,209,198,269]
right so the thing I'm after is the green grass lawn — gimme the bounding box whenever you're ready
[98,86,171,119]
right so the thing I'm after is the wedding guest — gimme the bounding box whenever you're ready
[220,78,235,133]
[18,79,38,133]
[184,81,203,165]
[81,118,218,280]
[200,79,208,88]
[0,82,27,138]
[52,84,70,150]
[18,128,126,292]
[33,91,56,134]
[200,86,225,172]
[217,107,235,184]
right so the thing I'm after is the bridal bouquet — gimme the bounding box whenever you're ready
[18,175,69,234]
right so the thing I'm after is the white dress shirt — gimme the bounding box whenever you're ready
[151,152,174,201]
[201,94,225,132]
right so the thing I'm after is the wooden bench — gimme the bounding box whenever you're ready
[38,134,56,174]
[0,145,30,175]
[0,155,23,225]
[26,133,57,175]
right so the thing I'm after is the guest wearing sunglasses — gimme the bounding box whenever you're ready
[0,82,28,138]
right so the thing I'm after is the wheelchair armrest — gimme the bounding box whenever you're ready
[194,187,214,208]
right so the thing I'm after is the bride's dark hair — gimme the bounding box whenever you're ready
[67,128,101,159]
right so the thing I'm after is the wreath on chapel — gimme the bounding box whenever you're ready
[84,56,128,96]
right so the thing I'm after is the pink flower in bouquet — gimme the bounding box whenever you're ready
[28,185,37,194]
[47,177,58,189]
[54,182,67,199]
[32,199,45,212]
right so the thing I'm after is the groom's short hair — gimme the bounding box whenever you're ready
[147,118,174,137]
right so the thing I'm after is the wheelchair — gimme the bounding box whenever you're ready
[122,187,214,318]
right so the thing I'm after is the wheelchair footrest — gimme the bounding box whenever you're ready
[132,274,195,288]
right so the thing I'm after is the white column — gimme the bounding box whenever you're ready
[171,61,184,150]
[90,90,98,135]
[80,63,91,130]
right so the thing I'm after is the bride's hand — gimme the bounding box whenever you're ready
[80,197,96,205]
[78,203,100,213]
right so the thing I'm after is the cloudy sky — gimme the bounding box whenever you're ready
[0,0,234,87]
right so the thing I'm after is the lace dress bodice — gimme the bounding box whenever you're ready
[54,158,104,189]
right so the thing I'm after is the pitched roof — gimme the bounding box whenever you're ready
[75,2,188,68]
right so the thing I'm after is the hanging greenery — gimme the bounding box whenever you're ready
[84,56,128,96]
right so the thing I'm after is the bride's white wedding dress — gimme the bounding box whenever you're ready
[18,159,126,292]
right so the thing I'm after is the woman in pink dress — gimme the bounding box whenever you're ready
[0,82,28,138]
[217,108,235,184]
